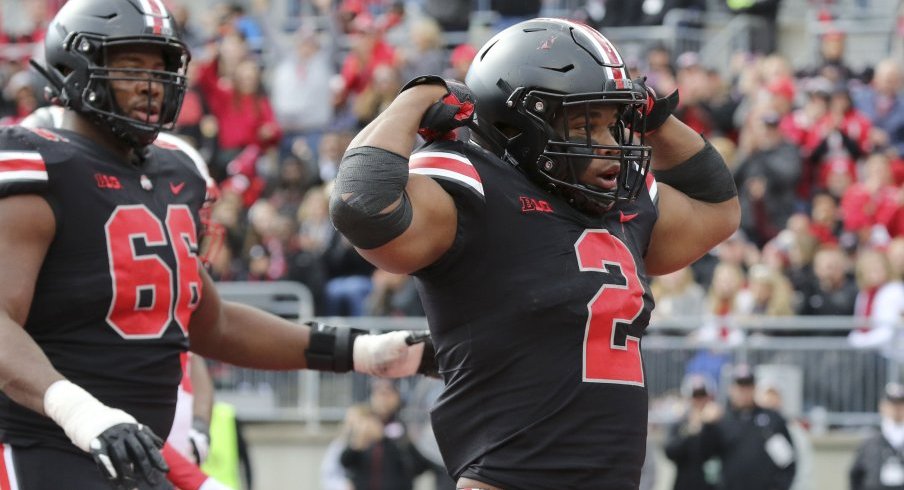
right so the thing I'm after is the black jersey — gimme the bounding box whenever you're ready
[410,140,659,489]
[0,126,210,452]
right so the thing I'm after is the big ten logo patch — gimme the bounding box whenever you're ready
[95,173,122,190]
[520,196,554,213]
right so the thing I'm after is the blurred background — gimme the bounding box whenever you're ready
[2,0,904,488]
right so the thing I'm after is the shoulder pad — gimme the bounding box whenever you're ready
[409,143,484,199]
[152,133,218,202]
[0,125,50,198]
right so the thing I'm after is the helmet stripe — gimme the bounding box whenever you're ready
[569,21,628,88]
[137,0,172,35]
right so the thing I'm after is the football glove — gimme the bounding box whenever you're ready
[43,380,168,488]
[627,77,679,134]
[400,75,476,141]
[188,416,211,465]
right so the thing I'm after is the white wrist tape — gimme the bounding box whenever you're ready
[43,380,137,452]
[353,331,424,377]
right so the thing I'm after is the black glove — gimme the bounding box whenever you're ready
[88,423,169,490]
[400,75,476,141]
[628,77,679,134]
[405,329,440,378]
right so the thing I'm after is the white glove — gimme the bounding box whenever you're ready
[188,418,211,465]
[353,331,425,377]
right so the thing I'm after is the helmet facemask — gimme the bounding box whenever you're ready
[61,34,189,148]
[517,89,652,215]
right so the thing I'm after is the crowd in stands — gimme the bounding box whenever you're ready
[1,0,903,392]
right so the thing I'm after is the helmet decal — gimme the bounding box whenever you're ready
[136,0,174,35]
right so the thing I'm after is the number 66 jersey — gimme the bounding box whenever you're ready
[410,139,659,490]
[0,125,210,452]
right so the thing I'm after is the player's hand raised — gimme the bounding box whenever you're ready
[625,77,679,134]
[400,75,476,141]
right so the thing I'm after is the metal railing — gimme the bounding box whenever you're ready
[213,281,902,431]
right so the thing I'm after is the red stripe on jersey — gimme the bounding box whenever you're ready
[0,158,45,173]
[645,170,655,190]
[0,445,11,490]
[409,155,481,183]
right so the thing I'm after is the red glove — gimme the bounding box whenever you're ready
[400,75,476,141]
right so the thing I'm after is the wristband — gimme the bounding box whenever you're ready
[653,139,737,203]
[304,322,367,372]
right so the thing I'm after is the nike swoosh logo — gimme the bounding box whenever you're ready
[170,182,186,195]
[619,211,639,223]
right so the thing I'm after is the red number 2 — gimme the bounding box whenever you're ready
[574,229,645,386]
[105,205,201,339]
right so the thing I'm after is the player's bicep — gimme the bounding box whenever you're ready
[645,183,740,276]
[0,194,55,324]
[357,173,457,274]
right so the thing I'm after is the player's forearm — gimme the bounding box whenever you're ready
[645,116,707,170]
[190,301,310,370]
[348,85,447,156]
[0,315,64,414]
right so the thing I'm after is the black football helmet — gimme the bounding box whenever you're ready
[465,18,651,215]
[33,0,189,148]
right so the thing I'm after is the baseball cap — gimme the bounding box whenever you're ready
[885,382,904,402]
[767,77,796,102]
[732,364,756,385]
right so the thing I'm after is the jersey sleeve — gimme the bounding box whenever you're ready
[409,141,487,279]
[409,142,485,203]
[0,126,49,198]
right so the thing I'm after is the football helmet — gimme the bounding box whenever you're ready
[466,18,651,215]
[34,0,189,148]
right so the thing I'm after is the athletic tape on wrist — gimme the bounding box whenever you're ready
[652,139,737,203]
[329,146,413,249]
[44,379,136,452]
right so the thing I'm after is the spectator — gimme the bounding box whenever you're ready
[808,84,871,200]
[444,44,478,82]
[796,246,859,324]
[340,382,432,490]
[650,266,706,327]
[353,63,403,127]
[664,375,719,490]
[734,112,802,247]
[321,404,369,490]
[700,364,797,490]
[736,263,795,319]
[270,26,336,167]
[335,14,397,111]
[397,16,446,85]
[853,58,904,158]
[757,383,814,490]
[197,47,282,181]
[841,153,901,246]
[849,383,904,490]
[799,30,858,84]
[848,248,904,355]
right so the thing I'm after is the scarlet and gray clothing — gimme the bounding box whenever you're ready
[0,125,209,454]
[411,139,659,489]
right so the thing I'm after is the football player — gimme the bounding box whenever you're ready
[329,18,741,489]
[0,1,433,489]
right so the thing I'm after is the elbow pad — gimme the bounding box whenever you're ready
[329,146,413,249]
[653,140,738,203]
